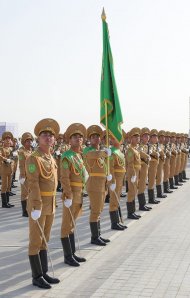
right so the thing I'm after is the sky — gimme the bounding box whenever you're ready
[0,0,190,136]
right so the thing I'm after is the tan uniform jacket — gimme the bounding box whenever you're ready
[26,148,57,215]
[19,147,33,178]
[83,147,107,193]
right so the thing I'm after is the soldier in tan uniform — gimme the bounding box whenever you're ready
[174,133,184,186]
[60,123,87,267]
[83,125,111,246]
[163,131,173,193]
[148,129,160,204]
[26,118,60,289]
[169,132,179,188]
[109,135,127,230]
[53,133,68,192]
[125,127,141,219]
[11,138,19,188]
[138,127,152,211]
[179,133,189,182]
[156,131,167,198]
[182,134,189,180]
[0,132,15,208]
[18,132,34,217]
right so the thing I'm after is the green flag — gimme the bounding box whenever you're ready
[100,9,123,143]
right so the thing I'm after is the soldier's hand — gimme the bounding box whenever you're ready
[131,175,137,183]
[109,183,116,192]
[55,150,61,156]
[64,198,72,208]
[104,147,111,157]
[107,174,112,181]
[19,177,25,185]
[13,151,18,157]
[6,159,12,164]
[31,210,41,220]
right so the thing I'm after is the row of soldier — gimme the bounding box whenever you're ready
[0,119,189,289]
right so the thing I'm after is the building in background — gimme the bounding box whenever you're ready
[0,122,18,138]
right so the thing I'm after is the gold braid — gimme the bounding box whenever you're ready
[35,157,54,179]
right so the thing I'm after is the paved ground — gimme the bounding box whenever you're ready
[0,163,190,298]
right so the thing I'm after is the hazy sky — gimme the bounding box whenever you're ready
[0,0,190,136]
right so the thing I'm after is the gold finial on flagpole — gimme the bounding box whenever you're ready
[101,7,106,21]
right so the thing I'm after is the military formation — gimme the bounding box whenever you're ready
[0,119,189,289]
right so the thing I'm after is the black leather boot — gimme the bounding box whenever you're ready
[29,254,51,289]
[169,177,178,189]
[6,192,14,207]
[1,193,11,208]
[21,200,28,217]
[69,233,86,262]
[126,180,128,193]
[179,172,186,183]
[97,220,110,243]
[174,175,183,186]
[90,222,106,246]
[39,250,60,284]
[61,237,80,266]
[163,181,173,193]
[105,192,110,203]
[183,170,189,180]
[56,180,62,192]
[148,189,160,204]
[156,185,167,198]
[127,201,139,219]
[109,211,125,230]
[138,193,151,211]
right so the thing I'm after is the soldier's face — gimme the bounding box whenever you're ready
[141,134,149,144]
[70,134,83,147]
[165,136,170,143]
[90,134,101,146]
[131,135,140,145]
[25,139,32,148]
[159,136,165,143]
[150,135,158,144]
[4,137,12,146]
[38,132,55,147]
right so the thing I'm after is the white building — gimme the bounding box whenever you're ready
[0,122,18,138]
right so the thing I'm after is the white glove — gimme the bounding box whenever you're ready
[83,169,89,182]
[64,198,72,208]
[19,177,25,185]
[148,156,151,161]
[131,175,137,183]
[107,174,112,182]
[6,159,12,164]
[13,151,18,157]
[104,147,111,157]
[110,183,116,191]
[55,150,61,156]
[31,210,41,220]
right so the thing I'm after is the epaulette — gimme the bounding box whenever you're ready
[61,149,75,160]
[83,146,95,155]
[31,150,41,157]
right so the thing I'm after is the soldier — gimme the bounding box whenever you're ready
[109,135,127,230]
[169,132,179,188]
[148,129,160,204]
[182,134,189,180]
[11,138,19,188]
[0,132,15,208]
[53,133,68,192]
[26,118,60,289]
[60,123,87,267]
[174,133,184,186]
[163,131,173,193]
[18,132,34,217]
[138,127,152,211]
[156,131,167,198]
[179,133,189,182]
[125,127,141,219]
[83,125,111,246]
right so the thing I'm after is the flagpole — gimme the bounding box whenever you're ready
[104,101,110,175]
